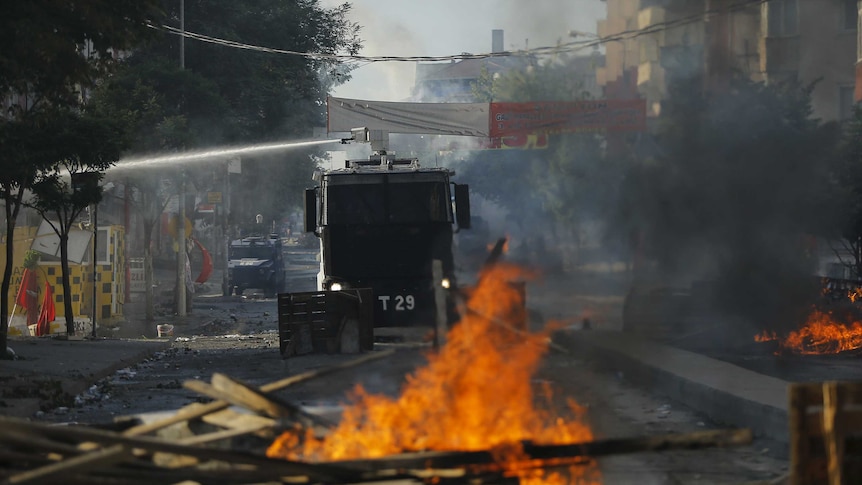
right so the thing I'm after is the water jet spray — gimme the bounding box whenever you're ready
[109,138,342,173]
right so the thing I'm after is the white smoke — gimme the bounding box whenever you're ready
[320,0,605,101]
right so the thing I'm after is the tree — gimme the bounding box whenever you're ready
[115,0,361,226]
[0,1,163,107]
[26,110,128,335]
[0,0,163,352]
[92,59,228,318]
[92,0,362,221]
[617,76,840,329]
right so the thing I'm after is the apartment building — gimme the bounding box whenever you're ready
[596,0,642,100]
[599,0,857,121]
[760,0,857,120]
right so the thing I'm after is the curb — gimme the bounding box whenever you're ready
[554,330,790,445]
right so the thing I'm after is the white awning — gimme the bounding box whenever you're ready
[327,97,490,137]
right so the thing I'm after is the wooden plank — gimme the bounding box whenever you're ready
[334,428,753,474]
[91,463,310,485]
[0,429,83,455]
[805,410,862,432]
[821,382,842,485]
[0,416,359,483]
[210,373,333,429]
[178,424,269,446]
[0,450,52,468]
[5,444,129,485]
[790,381,862,485]
[121,349,394,437]
[789,383,808,485]
[200,376,286,418]
[183,378,323,427]
[482,238,508,268]
[201,408,276,431]
[793,381,862,406]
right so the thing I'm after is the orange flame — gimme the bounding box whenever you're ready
[754,330,777,343]
[754,310,862,354]
[268,264,600,484]
[486,236,511,254]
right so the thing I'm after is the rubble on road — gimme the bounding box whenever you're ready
[0,350,755,485]
[0,338,171,418]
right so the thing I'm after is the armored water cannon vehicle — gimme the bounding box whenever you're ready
[277,128,472,356]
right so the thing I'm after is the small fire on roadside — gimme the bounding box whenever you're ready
[267,264,600,484]
[755,310,862,355]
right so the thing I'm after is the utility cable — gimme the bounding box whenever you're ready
[147,0,767,64]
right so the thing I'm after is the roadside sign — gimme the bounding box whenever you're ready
[130,258,145,292]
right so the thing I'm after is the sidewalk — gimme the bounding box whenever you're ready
[1,337,170,418]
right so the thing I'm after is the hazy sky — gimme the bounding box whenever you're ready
[319,0,607,101]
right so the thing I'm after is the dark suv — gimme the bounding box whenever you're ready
[228,235,286,297]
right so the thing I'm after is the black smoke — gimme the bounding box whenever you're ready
[615,76,842,332]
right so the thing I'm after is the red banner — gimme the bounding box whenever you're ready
[489,99,646,137]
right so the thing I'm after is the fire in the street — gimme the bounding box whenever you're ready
[755,310,862,354]
[267,264,600,484]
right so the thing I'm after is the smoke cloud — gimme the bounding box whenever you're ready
[320,0,605,101]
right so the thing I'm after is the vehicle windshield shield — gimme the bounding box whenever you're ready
[229,247,273,260]
[325,174,450,225]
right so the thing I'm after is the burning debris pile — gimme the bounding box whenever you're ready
[0,265,754,485]
[756,309,862,355]
[268,264,599,483]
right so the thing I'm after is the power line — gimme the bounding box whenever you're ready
[147,0,767,64]
[150,23,594,63]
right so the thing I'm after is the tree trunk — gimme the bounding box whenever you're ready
[2,189,25,354]
[60,233,75,335]
[0,198,14,354]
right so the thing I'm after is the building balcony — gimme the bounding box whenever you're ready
[638,6,666,30]
[637,61,666,93]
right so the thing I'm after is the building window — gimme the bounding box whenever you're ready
[843,0,858,30]
[839,85,856,119]
[767,0,798,36]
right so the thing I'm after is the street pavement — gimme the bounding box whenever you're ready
[1,337,170,417]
